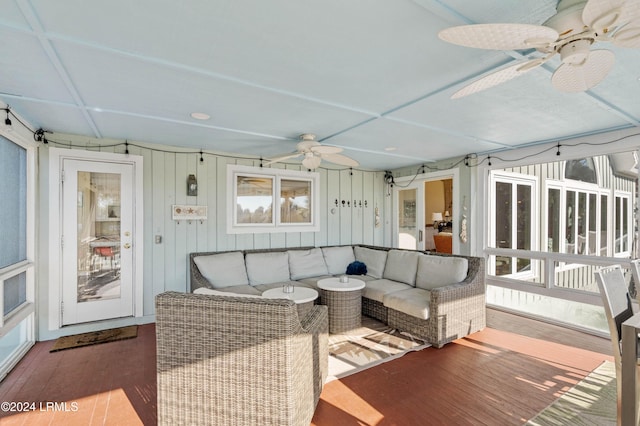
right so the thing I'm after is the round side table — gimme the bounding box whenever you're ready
[262,286,319,318]
[317,277,365,334]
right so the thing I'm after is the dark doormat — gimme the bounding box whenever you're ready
[50,325,138,352]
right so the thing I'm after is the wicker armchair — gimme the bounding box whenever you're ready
[156,291,328,426]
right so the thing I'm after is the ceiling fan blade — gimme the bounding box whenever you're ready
[551,49,615,93]
[582,0,625,31]
[311,145,342,155]
[321,153,359,167]
[264,152,301,165]
[619,0,640,25]
[612,25,640,48]
[451,57,549,99]
[438,24,558,51]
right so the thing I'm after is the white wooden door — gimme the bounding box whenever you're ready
[61,159,135,325]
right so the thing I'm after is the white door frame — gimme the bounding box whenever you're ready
[392,168,460,253]
[48,148,144,330]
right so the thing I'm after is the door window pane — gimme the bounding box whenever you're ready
[577,192,586,254]
[495,182,512,249]
[588,193,596,255]
[548,188,560,252]
[516,185,531,272]
[0,136,26,268]
[398,189,417,250]
[600,195,608,256]
[566,191,575,253]
[78,172,121,303]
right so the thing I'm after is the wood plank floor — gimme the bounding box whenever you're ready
[0,309,612,425]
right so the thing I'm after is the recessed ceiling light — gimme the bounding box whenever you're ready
[384,147,397,151]
[190,112,210,120]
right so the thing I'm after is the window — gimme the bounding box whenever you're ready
[564,158,597,183]
[227,165,319,233]
[0,134,35,380]
[0,136,28,317]
[489,172,537,277]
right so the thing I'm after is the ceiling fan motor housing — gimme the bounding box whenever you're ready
[560,39,591,64]
[544,0,588,40]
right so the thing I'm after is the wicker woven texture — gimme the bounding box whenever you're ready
[387,255,486,347]
[362,297,388,323]
[190,245,486,349]
[320,288,363,334]
[155,291,328,426]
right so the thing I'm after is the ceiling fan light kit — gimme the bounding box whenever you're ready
[438,0,640,98]
[266,133,359,170]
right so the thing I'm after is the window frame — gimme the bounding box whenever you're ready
[227,165,319,234]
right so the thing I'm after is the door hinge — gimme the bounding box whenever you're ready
[61,169,65,183]
[61,235,64,248]
[61,301,64,316]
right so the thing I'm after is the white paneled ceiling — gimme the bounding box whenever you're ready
[1,0,639,170]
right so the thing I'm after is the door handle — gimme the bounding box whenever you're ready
[418,230,423,242]
[123,243,131,249]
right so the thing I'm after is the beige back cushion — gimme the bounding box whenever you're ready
[245,251,291,285]
[382,250,420,286]
[193,252,249,288]
[415,254,468,290]
[322,246,355,275]
[354,246,388,279]
[288,248,329,280]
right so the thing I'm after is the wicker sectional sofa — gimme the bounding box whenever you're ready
[189,245,486,348]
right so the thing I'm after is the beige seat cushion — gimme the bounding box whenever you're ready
[363,279,413,303]
[296,275,334,289]
[193,287,263,298]
[383,288,430,320]
[253,281,311,292]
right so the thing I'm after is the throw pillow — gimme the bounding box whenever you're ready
[346,261,367,275]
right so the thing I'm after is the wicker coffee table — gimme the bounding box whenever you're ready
[317,277,365,334]
[262,286,318,318]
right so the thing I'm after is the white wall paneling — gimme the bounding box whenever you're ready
[38,142,386,330]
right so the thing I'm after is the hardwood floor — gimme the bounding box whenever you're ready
[0,309,612,425]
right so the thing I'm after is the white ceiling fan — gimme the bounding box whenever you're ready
[438,0,640,98]
[266,134,359,169]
